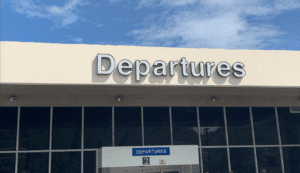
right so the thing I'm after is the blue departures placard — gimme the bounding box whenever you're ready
[132,147,170,156]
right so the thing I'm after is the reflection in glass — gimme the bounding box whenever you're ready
[230,148,256,173]
[51,152,81,173]
[226,107,253,145]
[52,107,82,149]
[19,107,50,150]
[115,107,142,146]
[84,151,96,173]
[199,107,226,146]
[282,147,300,173]
[0,107,18,151]
[202,148,228,173]
[18,153,49,173]
[252,107,279,145]
[84,107,112,148]
[0,153,15,173]
[256,147,282,173]
[144,107,171,145]
[277,107,300,145]
[172,107,199,145]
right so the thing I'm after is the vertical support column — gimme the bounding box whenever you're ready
[112,107,114,147]
[197,107,203,173]
[15,107,20,173]
[250,107,259,173]
[81,107,84,173]
[223,107,231,172]
[275,107,285,173]
[141,107,144,146]
[48,107,53,173]
[169,107,173,145]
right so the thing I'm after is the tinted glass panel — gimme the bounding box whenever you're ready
[144,107,171,145]
[84,107,112,148]
[0,107,18,151]
[0,153,15,173]
[230,148,256,173]
[226,107,253,145]
[19,107,50,150]
[115,107,142,146]
[199,107,226,146]
[252,107,279,145]
[256,147,282,173]
[84,151,96,173]
[202,148,228,173]
[278,107,300,145]
[52,107,82,149]
[282,147,300,173]
[18,153,49,173]
[51,152,81,173]
[172,107,199,145]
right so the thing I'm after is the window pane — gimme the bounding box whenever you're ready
[172,107,199,145]
[84,107,112,148]
[0,107,18,151]
[51,152,81,173]
[256,147,282,173]
[18,153,49,173]
[199,107,226,146]
[19,107,50,150]
[84,151,96,173]
[52,107,82,149]
[278,107,300,145]
[144,107,171,146]
[202,148,228,173]
[226,107,253,145]
[252,107,279,145]
[115,107,142,146]
[0,153,15,173]
[230,148,256,173]
[282,147,300,173]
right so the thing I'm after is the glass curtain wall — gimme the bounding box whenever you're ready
[0,106,300,173]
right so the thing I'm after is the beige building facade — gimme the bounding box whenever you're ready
[1,41,300,173]
[1,41,300,107]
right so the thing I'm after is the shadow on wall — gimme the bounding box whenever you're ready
[91,56,243,85]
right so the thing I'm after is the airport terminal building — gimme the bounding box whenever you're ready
[0,41,300,173]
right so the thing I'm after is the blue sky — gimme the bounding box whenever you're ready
[1,0,300,50]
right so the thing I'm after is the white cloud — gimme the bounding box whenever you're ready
[130,0,299,49]
[71,37,83,43]
[9,0,88,28]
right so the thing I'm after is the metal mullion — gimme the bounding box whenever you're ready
[228,145,259,148]
[141,107,144,146]
[96,149,99,173]
[275,107,285,173]
[169,107,173,145]
[223,107,231,172]
[0,151,18,154]
[112,107,114,147]
[256,145,286,148]
[83,149,99,151]
[15,107,20,173]
[281,144,300,147]
[50,149,83,152]
[250,107,259,173]
[81,107,84,173]
[49,107,53,173]
[197,107,203,173]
